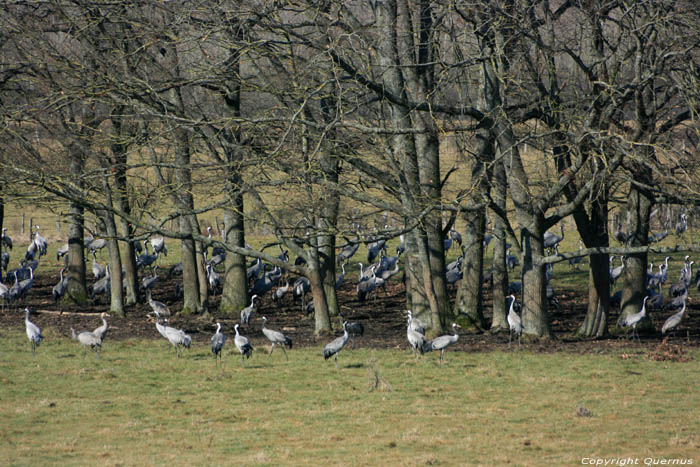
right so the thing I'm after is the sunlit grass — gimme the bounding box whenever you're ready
[1,331,698,465]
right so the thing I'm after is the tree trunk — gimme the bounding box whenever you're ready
[111,129,139,306]
[309,248,332,336]
[490,156,509,331]
[220,194,248,315]
[453,131,492,330]
[619,183,653,325]
[100,176,124,316]
[65,154,88,304]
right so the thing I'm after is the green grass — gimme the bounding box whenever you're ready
[1,332,698,465]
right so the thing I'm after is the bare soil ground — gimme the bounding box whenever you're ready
[2,264,699,356]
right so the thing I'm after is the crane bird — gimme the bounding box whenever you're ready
[609,256,625,284]
[406,310,426,335]
[273,280,290,301]
[262,316,292,360]
[406,315,426,358]
[149,236,168,257]
[543,223,565,252]
[661,300,688,337]
[141,265,159,292]
[618,296,650,340]
[323,321,349,368]
[240,294,258,326]
[211,322,226,365]
[507,295,523,349]
[147,289,171,320]
[33,225,47,257]
[675,213,688,236]
[1,227,12,250]
[422,323,461,364]
[92,312,110,341]
[51,268,67,303]
[86,235,107,255]
[56,243,69,261]
[233,324,253,363]
[71,328,102,358]
[336,236,360,264]
[91,251,105,280]
[24,308,43,354]
[155,319,191,357]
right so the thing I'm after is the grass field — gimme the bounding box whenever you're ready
[1,332,698,466]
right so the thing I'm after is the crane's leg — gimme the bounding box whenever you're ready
[334,354,339,369]
[439,350,444,365]
[509,330,512,349]
[269,343,275,356]
[281,346,288,361]
[518,333,521,350]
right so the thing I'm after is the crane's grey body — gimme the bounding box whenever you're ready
[406,315,426,357]
[507,295,523,349]
[323,321,349,368]
[234,324,253,363]
[211,322,226,364]
[156,319,191,357]
[93,312,110,341]
[422,323,460,364]
[262,316,292,360]
[147,289,171,320]
[273,280,290,301]
[52,268,67,302]
[56,243,69,261]
[618,296,649,340]
[71,328,102,358]
[240,295,258,326]
[661,301,687,336]
[24,308,43,354]
[141,265,159,292]
[91,251,105,280]
[406,310,426,335]
[337,237,360,264]
[149,236,167,257]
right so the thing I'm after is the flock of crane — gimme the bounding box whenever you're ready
[3,212,697,365]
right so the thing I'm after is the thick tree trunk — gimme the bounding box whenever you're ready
[65,154,88,304]
[520,224,552,338]
[490,157,509,331]
[309,248,332,336]
[103,214,124,316]
[220,197,248,315]
[579,253,610,337]
[619,183,653,325]
[65,198,88,304]
[453,131,491,330]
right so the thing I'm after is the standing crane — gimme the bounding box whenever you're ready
[240,294,258,326]
[618,296,650,340]
[51,268,68,302]
[323,321,349,368]
[92,312,110,341]
[149,236,168,257]
[24,308,43,354]
[406,315,426,358]
[273,280,290,301]
[155,319,191,357]
[261,316,292,360]
[507,295,523,349]
[1,227,12,250]
[233,324,253,363]
[661,300,688,337]
[422,323,461,364]
[71,328,102,358]
[141,265,159,292]
[406,310,426,335]
[211,322,226,365]
[147,289,171,320]
[92,251,105,280]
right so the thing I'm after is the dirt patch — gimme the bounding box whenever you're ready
[2,263,699,354]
